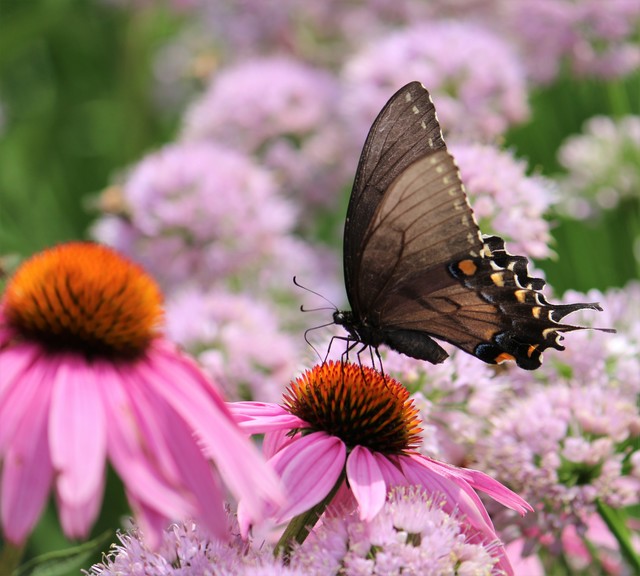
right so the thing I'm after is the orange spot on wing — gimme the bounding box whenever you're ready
[458,259,477,276]
[491,272,505,287]
[495,352,515,364]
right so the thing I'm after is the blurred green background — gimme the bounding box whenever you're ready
[0,0,638,566]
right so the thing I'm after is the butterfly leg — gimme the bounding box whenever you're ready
[324,335,361,367]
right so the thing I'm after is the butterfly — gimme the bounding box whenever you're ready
[333,81,612,370]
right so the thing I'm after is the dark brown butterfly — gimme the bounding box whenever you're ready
[333,81,612,370]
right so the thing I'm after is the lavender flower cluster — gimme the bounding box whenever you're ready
[557,115,640,218]
[86,0,640,573]
[89,488,502,576]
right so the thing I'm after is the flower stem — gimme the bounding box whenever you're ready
[275,471,345,562]
[0,541,25,576]
[596,499,640,573]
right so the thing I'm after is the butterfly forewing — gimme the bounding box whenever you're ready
[344,81,445,313]
[356,150,482,314]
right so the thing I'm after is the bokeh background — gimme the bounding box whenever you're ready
[1,0,639,568]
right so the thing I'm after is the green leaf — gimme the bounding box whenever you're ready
[596,499,640,574]
[13,531,114,576]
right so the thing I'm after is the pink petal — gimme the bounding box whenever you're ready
[324,480,357,517]
[99,368,196,519]
[139,348,284,518]
[346,446,386,521]
[1,369,53,544]
[398,455,497,541]
[263,428,299,459]
[373,452,407,485]
[458,467,533,515]
[402,457,519,576]
[137,384,229,539]
[0,348,53,453]
[0,341,40,399]
[415,456,532,515]
[118,366,185,485]
[227,401,307,433]
[127,494,172,550]
[56,473,105,539]
[111,365,229,537]
[270,432,345,522]
[49,354,107,507]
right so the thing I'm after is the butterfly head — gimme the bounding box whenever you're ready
[333,310,354,333]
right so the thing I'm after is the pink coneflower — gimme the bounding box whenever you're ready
[229,361,532,575]
[0,242,281,547]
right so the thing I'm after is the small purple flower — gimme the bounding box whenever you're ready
[383,347,511,467]
[451,143,555,259]
[342,20,529,142]
[291,486,503,575]
[92,141,296,289]
[556,115,640,218]
[165,287,299,402]
[182,56,349,207]
[87,519,306,576]
[476,381,640,539]
[502,0,640,83]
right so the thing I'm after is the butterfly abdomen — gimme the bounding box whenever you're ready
[333,310,449,364]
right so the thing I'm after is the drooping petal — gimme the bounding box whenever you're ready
[49,354,107,509]
[0,366,53,544]
[263,428,299,459]
[0,341,40,399]
[346,446,386,521]
[119,365,187,488]
[373,452,407,485]
[227,401,307,433]
[139,347,283,518]
[99,366,196,519]
[413,455,532,515]
[127,493,175,551]
[324,479,357,518]
[401,455,516,574]
[131,375,229,540]
[56,473,105,539]
[457,467,533,515]
[270,432,346,523]
[0,347,51,453]
[398,454,498,543]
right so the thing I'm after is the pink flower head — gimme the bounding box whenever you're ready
[0,242,282,546]
[450,143,555,259]
[342,20,528,142]
[476,380,640,540]
[557,115,640,218]
[503,0,640,83]
[230,361,532,575]
[92,140,296,290]
[292,486,505,575]
[182,56,349,207]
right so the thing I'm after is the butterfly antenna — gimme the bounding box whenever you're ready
[293,276,339,311]
[303,322,337,363]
